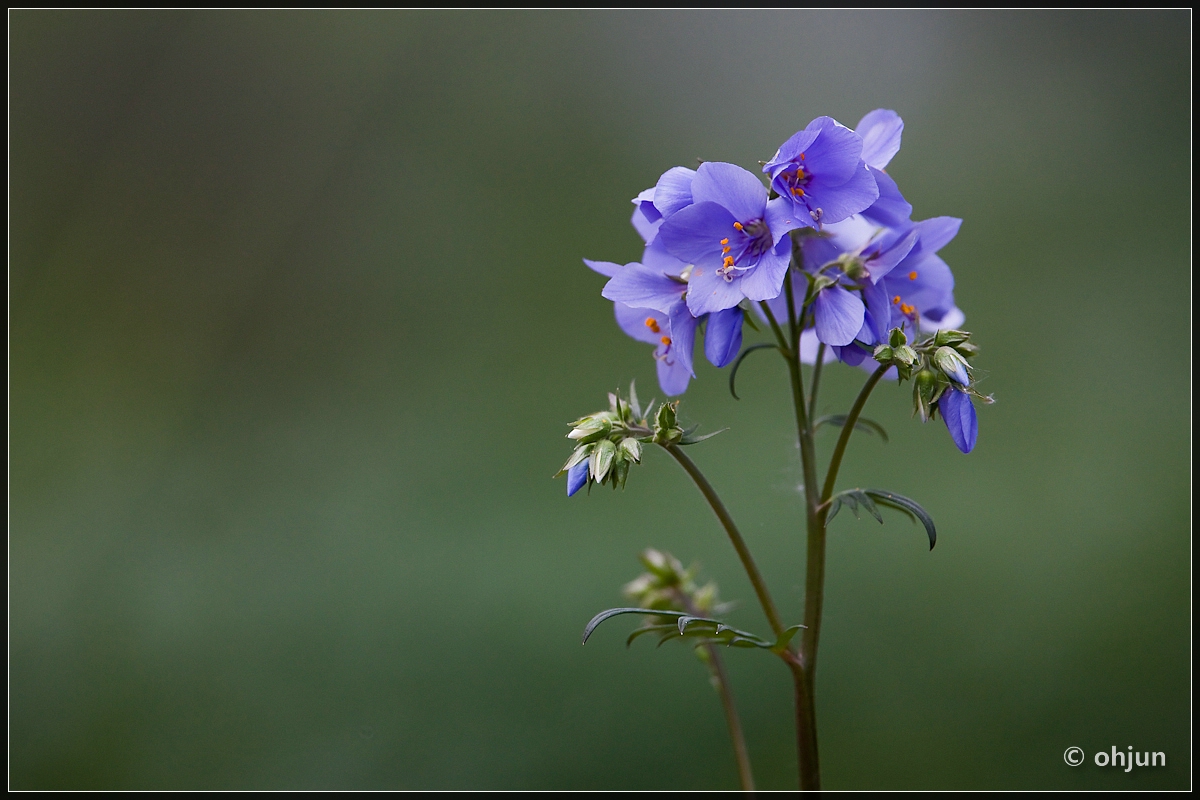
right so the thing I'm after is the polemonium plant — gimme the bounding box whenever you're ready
[560,110,992,791]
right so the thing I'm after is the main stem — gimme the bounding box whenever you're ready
[781,273,825,792]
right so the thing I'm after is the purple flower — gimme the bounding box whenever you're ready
[631,167,698,274]
[656,162,800,316]
[877,216,963,335]
[585,258,743,396]
[763,116,879,229]
[566,460,589,496]
[855,110,913,230]
[938,386,978,453]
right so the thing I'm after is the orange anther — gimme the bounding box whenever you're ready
[723,256,735,268]
[893,295,902,304]
[660,336,672,346]
[908,271,918,280]
[733,222,744,230]
[644,317,661,333]
[720,238,729,245]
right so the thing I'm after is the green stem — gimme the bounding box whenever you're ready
[671,588,755,793]
[758,300,791,355]
[783,265,825,793]
[708,644,756,793]
[798,362,888,707]
[808,344,826,418]
[662,443,785,639]
[820,364,889,504]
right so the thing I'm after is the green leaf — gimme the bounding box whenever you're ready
[770,624,806,653]
[678,427,728,446]
[728,343,779,400]
[626,623,677,648]
[864,489,937,550]
[676,614,720,634]
[581,607,688,645]
[813,414,889,443]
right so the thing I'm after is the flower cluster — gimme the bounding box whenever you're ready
[582,110,986,453]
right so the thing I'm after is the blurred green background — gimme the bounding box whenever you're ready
[10,10,1190,790]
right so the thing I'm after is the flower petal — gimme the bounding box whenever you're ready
[804,162,879,225]
[641,237,691,274]
[860,278,892,344]
[566,460,589,496]
[939,388,978,453]
[813,285,866,346]
[736,239,791,301]
[685,263,747,316]
[667,302,698,378]
[764,195,803,243]
[855,109,903,170]
[860,167,912,229]
[633,186,662,223]
[765,126,821,177]
[799,328,838,365]
[602,263,686,313]
[913,216,962,255]
[653,166,697,219]
[800,117,863,184]
[690,162,767,223]
[657,201,736,268]
[583,258,621,278]
[704,306,743,368]
[631,205,661,244]
[614,303,668,345]
[656,353,692,397]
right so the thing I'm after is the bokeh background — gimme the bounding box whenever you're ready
[10,10,1190,790]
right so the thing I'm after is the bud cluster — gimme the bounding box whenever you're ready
[623,548,727,619]
[558,388,655,492]
[873,327,991,422]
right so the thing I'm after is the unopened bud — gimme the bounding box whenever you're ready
[913,369,938,422]
[933,329,970,347]
[873,344,894,363]
[888,328,908,348]
[619,437,642,463]
[568,415,612,443]
[933,346,970,386]
[590,439,616,482]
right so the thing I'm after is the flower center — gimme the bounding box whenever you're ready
[787,153,811,197]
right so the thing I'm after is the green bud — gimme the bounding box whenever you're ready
[653,401,683,444]
[912,369,938,422]
[837,254,867,281]
[612,457,630,489]
[933,329,970,347]
[933,345,970,385]
[557,444,592,475]
[888,327,908,348]
[619,437,642,463]
[639,548,684,583]
[954,341,980,358]
[893,344,918,366]
[590,438,616,482]
[568,415,612,444]
[811,274,840,293]
[873,344,894,363]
